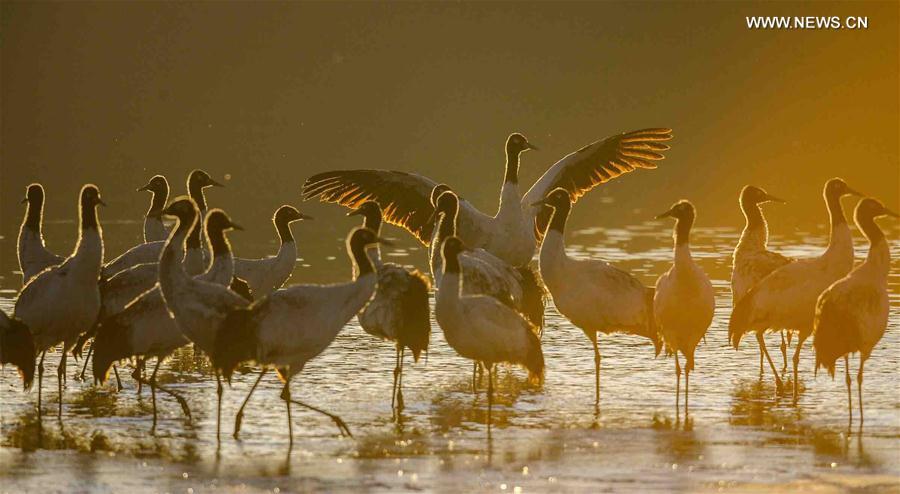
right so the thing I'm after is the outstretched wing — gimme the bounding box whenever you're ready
[303,170,439,244]
[523,128,673,239]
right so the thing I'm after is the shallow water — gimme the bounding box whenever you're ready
[1,222,899,493]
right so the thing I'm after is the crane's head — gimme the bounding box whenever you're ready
[430,184,452,207]
[276,205,312,225]
[656,199,695,222]
[188,169,224,189]
[80,184,106,209]
[535,188,572,209]
[824,178,861,200]
[441,235,468,260]
[506,133,537,155]
[206,209,243,234]
[137,175,169,194]
[740,185,785,206]
[163,196,198,223]
[855,197,900,223]
[23,183,44,205]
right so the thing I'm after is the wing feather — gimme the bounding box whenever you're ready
[523,128,673,239]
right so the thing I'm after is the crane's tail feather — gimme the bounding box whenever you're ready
[212,308,259,383]
[399,270,431,362]
[0,317,35,390]
[516,265,547,331]
[524,326,545,385]
[729,295,756,349]
[91,316,133,385]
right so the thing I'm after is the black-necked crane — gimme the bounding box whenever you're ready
[233,206,311,297]
[213,227,387,443]
[138,175,170,243]
[813,198,897,426]
[434,236,544,428]
[14,184,105,419]
[348,201,431,410]
[156,197,249,440]
[101,169,223,278]
[731,185,793,388]
[653,200,715,415]
[1,309,35,391]
[18,183,64,285]
[303,129,672,267]
[535,188,660,408]
[93,209,242,429]
[730,178,861,402]
[429,190,545,331]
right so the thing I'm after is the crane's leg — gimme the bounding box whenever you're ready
[758,344,764,377]
[397,348,406,410]
[112,365,123,392]
[858,355,866,426]
[57,349,68,419]
[756,332,783,391]
[472,362,478,394]
[37,351,45,419]
[487,362,494,431]
[216,372,224,443]
[791,335,807,403]
[591,333,601,408]
[675,352,681,414]
[392,346,402,410]
[132,357,192,422]
[79,346,93,381]
[281,379,293,446]
[149,359,161,430]
[780,331,788,372]
[234,368,267,439]
[281,383,353,437]
[133,358,144,396]
[844,355,853,426]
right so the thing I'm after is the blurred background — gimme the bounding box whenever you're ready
[2,1,897,279]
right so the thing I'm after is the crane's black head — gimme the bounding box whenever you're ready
[537,188,572,209]
[506,133,537,155]
[347,201,381,222]
[347,226,390,252]
[163,196,199,222]
[137,175,169,194]
[855,198,900,223]
[23,183,44,205]
[80,184,106,209]
[824,178,861,200]
[434,190,460,215]
[740,185,785,206]
[275,205,311,225]
[656,199,695,222]
[441,236,468,260]
[0,313,35,390]
[430,184,452,207]
[188,169,224,189]
[206,209,243,233]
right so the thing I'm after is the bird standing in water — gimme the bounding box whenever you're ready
[653,200,715,415]
[813,198,897,426]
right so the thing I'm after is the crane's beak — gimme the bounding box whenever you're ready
[846,186,863,197]
[230,221,244,231]
[525,141,538,151]
[298,212,314,221]
[764,193,786,204]
[97,198,107,207]
[347,209,363,217]
[21,197,27,204]
[137,184,151,192]
[655,209,674,220]
[209,178,224,187]
[885,207,900,219]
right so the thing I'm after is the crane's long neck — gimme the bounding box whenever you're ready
[160,213,196,297]
[276,217,295,245]
[540,203,570,275]
[187,214,203,251]
[350,239,376,278]
[75,199,103,268]
[147,188,168,218]
[24,197,43,234]
[497,150,523,217]
[435,204,459,248]
[858,213,890,276]
[504,148,520,185]
[207,226,232,260]
[673,215,694,267]
[361,211,383,266]
[189,183,207,214]
[439,251,462,302]
[823,192,853,262]
[740,200,768,248]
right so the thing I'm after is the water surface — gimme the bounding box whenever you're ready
[1,222,898,493]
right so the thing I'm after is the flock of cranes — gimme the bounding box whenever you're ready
[0,127,895,446]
